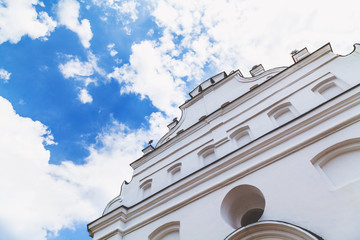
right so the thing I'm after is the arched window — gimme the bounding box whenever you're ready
[149,221,180,240]
[168,163,182,182]
[140,179,152,198]
[224,221,321,240]
[268,102,297,126]
[198,145,216,165]
[311,138,360,188]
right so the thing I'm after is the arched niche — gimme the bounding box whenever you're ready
[168,163,182,182]
[198,145,216,165]
[268,102,297,126]
[220,185,265,229]
[229,126,252,148]
[148,221,180,240]
[311,73,348,100]
[140,179,152,198]
[224,221,322,240]
[311,138,360,188]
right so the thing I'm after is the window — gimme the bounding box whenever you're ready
[149,221,180,240]
[168,163,182,182]
[267,102,297,126]
[140,179,152,198]
[311,138,360,188]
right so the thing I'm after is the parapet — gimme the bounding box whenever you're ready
[189,71,229,98]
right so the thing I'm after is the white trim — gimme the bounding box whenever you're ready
[148,221,180,240]
[224,221,320,240]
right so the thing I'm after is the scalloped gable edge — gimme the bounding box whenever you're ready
[131,42,342,169]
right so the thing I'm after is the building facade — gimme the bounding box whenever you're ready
[88,43,360,240]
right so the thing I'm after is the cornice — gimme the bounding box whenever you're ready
[133,58,338,178]
[89,85,360,237]
[131,43,334,170]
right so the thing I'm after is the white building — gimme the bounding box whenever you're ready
[88,43,360,240]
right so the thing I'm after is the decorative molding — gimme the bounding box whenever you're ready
[267,102,298,126]
[228,126,252,148]
[135,44,335,169]
[89,87,360,238]
[148,221,180,240]
[97,229,124,240]
[311,138,360,189]
[224,221,322,240]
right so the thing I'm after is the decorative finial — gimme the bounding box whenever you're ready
[251,64,259,70]
[148,140,153,145]
[291,49,299,55]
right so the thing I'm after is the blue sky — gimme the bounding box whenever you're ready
[0,0,359,239]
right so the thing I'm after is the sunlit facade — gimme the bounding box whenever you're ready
[88,43,360,240]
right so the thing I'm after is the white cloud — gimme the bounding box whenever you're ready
[147,28,154,37]
[108,0,360,117]
[0,0,56,44]
[107,43,118,56]
[91,0,139,34]
[0,96,67,240]
[110,49,118,56]
[59,56,94,79]
[59,52,104,82]
[52,111,169,215]
[92,0,138,21]
[147,0,360,73]
[57,0,93,48]
[108,40,188,117]
[0,68,11,83]
[2,1,360,239]
[78,88,93,103]
[59,52,104,103]
[0,96,170,239]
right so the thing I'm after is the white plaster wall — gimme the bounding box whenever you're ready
[122,53,360,207]
[90,44,360,240]
[121,119,360,240]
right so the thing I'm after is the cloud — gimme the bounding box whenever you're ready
[147,0,360,72]
[91,0,139,34]
[59,56,94,79]
[108,40,188,117]
[59,52,104,82]
[92,0,139,22]
[118,0,138,22]
[110,49,118,57]
[57,0,93,48]
[0,0,56,44]
[78,88,93,103]
[107,43,118,57]
[108,0,360,118]
[0,68,11,83]
[147,28,154,37]
[0,96,65,240]
[2,1,360,239]
[52,111,170,214]
[59,52,104,104]
[0,96,170,240]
